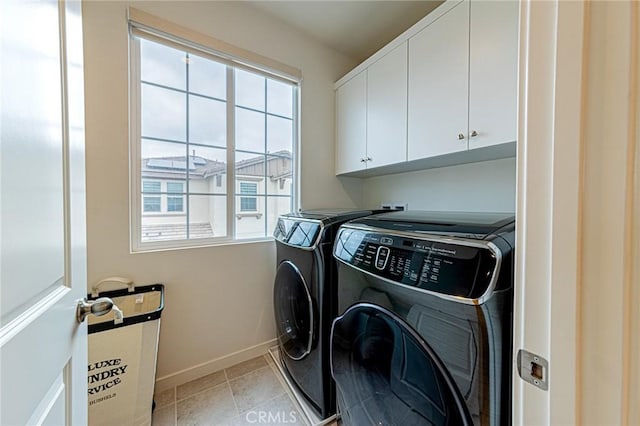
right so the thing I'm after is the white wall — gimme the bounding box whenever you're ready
[82,0,358,380]
[362,157,516,212]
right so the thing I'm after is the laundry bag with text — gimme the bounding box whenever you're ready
[87,280,164,426]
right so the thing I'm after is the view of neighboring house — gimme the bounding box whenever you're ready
[141,150,293,242]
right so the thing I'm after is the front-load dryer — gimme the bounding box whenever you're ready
[330,211,515,425]
[273,209,380,420]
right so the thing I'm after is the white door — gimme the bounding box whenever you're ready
[366,42,408,169]
[1,1,89,425]
[335,71,367,174]
[408,0,469,161]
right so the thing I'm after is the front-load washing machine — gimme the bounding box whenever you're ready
[330,211,515,425]
[272,209,380,420]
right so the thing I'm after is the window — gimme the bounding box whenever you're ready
[166,182,184,212]
[239,182,258,212]
[142,180,161,212]
[142,180,184,214]
[130,22,298,250]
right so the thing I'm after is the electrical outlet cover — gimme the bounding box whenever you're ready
[393,203,408,211]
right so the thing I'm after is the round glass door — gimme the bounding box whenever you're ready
[273,261,313,360]
[331,303,472,426]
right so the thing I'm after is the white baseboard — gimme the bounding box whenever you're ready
[154,338,277,394]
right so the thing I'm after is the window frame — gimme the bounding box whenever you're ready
[129,18,300,252]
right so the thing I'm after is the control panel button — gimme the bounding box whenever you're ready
[375,246,390,270]
[380,237,393,245]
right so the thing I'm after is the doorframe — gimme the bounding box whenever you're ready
[516,1,640,423]
[513,1,586,424]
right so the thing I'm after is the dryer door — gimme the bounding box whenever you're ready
[274,260,313,360]
[331,303,472,426]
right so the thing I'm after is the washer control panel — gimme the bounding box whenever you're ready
[334,227,498,299]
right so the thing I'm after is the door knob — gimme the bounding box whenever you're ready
[457,133,465,140]
[470,130,478,137]
[76,297,124,324]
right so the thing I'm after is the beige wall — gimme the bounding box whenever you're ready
[579,1,639,424]
[82,0,358,380]
[361,157,516,212]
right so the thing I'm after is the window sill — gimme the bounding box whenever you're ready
[142,212,186,217]
[235,212,262,219]
[131,236,275,253]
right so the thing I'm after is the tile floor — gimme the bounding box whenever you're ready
[151,354,309,426]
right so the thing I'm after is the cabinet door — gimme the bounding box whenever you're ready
[336,71,367,174]
[408,1,469,161]
[468,0,518,150]
[367,42,408,168]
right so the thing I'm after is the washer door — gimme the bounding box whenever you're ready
[331,303,472,426]
[273,260,313,361]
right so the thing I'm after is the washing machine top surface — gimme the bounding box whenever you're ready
[282,209,379,224]
[348,210,515,240]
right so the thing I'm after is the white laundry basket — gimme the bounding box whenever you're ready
[87,280,164,426]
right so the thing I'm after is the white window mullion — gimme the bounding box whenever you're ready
[226,66,235,239]
[129,36,143,251]
[263,78,268,237]
[293,85,300,212]
[185,52,191,239]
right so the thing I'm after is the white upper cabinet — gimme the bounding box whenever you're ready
[409,0,518,161]
[408,1,469,161]
[367,42,408,168]
[468,0,519,149]
[335,71,367,175]
[336,43,408,174]
[334,0,518,177]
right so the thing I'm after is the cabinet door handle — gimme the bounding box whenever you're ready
[470,130,478,137]
[360,158,366,163]
[366,157,372,162]
[458,133,465,140]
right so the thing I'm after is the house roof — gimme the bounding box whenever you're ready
[141,150,292,180]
